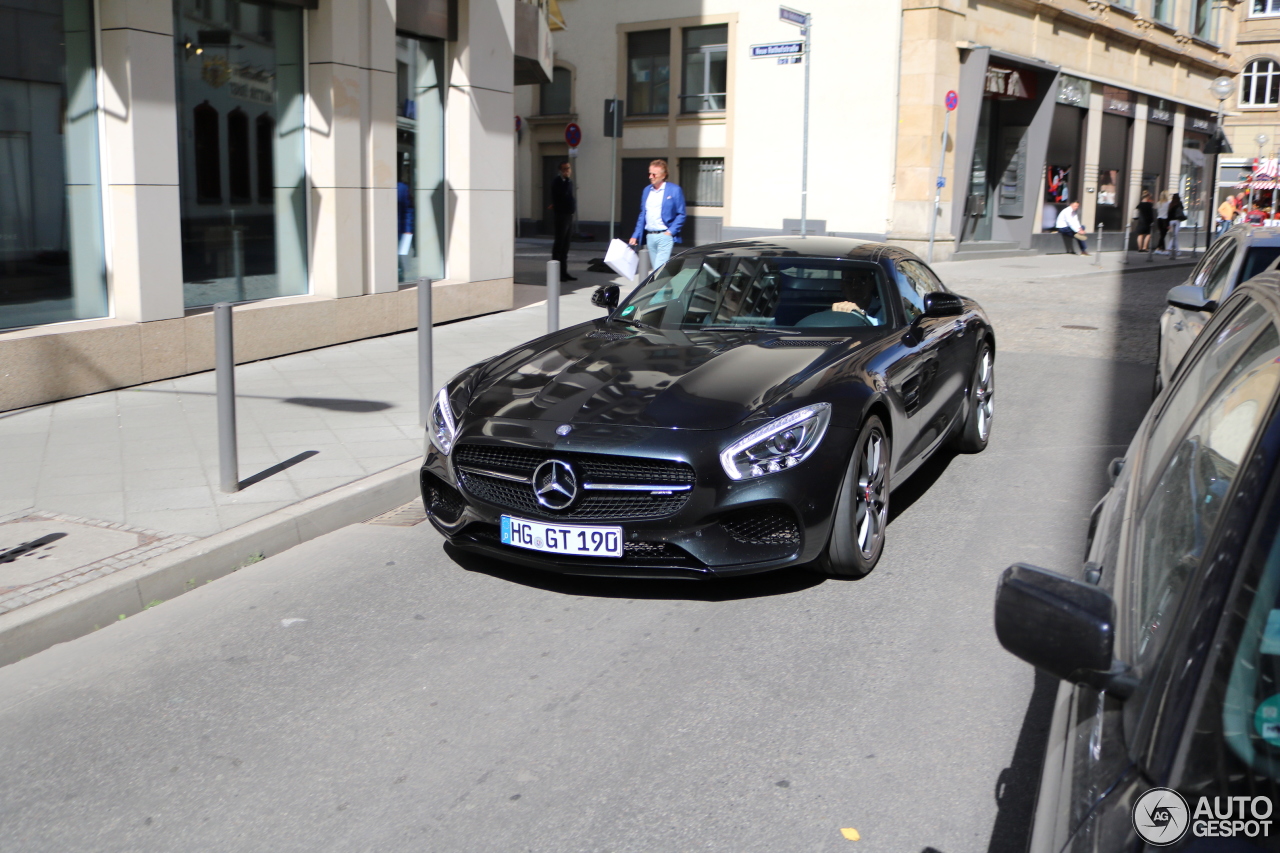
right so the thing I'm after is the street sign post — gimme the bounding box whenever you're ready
[603,100,624,239]
[766,7,812,237]
[927,91,958,263]
[564,122,582,148]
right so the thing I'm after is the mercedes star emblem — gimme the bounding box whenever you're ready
[556,424,572,436]
[533,459,578,510]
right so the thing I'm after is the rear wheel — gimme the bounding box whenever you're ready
[813,415,890,578]
[955,344,994,453]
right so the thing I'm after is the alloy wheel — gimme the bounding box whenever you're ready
[856,430,888,557]
[974,350,994,442]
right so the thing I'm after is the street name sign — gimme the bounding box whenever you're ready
[779,6,807,26]
[751,41,804,59]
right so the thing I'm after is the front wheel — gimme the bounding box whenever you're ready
[955,344,994,453]
[812,415,890,578]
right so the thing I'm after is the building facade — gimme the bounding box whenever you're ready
[0,0,535,412]
[526,0,1238,259]
[513,0,903,246]
[1219,1,1280,211]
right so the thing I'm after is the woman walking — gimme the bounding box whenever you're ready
[1167,193,1186,260]
[1135,190,1155,253]
[1155,191,1171,254]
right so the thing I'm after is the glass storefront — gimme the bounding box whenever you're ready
[396,35,445,284]
[0,0,107,331]
[174,0,307,308]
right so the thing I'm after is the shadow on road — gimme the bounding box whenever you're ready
[444,543,823,601]
[984,668,1059,852]
[888,445,958,524]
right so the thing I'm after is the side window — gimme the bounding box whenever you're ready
[1203,244,1239,304]
[1141,300,1271,488]
[1132,321,1280,666]
[1192,241,1230,288]
[894,260,938,322]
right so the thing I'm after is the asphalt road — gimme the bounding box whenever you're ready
[0,262,1186,853]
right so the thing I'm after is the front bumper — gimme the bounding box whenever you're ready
[420,419,853,578]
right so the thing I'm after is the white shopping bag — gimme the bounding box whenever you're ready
[604,238,639,281]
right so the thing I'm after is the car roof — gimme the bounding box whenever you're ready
[1223,224,1280,247]
[675,236,908,263]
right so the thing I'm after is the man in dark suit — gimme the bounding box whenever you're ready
[550,161,577,281]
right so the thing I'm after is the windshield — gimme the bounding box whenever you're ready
[614,255,893,331]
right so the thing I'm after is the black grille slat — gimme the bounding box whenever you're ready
[760,338,844,348]
[720,507,801,546]
[457,470,688,520]
[454,444,694,484]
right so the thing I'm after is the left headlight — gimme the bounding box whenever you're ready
[720,403,832,481]
[429,386,458,456]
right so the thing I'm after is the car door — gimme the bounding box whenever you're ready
[1162,241,1237,382]
[883,259,955,466]
[1032,292,1280,853]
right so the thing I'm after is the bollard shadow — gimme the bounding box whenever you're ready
[128,388,393,412]
[443,543,823,601]
[985,668,1059,853]
[240,450,318,489]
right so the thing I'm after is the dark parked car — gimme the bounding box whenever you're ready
[420,237,994,578]
[1156,225,1280,395]
[996,276,1280,851]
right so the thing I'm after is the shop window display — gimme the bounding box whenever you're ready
[397,36,446,284]
[174,0,307,308]
[0,0,108,331]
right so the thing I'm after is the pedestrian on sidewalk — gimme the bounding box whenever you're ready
[1167,193,1186,259]
[1154,191,1171,254]
[550,161,577,281]
[629,159,686,270]
[1218,194,1241,236]
[1055,201,1089,255]
[1135,190,1155,253]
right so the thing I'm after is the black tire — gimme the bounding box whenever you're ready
[955,343,994,453]
[813,415,890,578]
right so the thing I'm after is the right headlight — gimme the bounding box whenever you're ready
[719,403,832,480]
[429,386,458,456]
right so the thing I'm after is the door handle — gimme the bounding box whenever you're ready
[953,319,965,336]
[1173,321,1185,331]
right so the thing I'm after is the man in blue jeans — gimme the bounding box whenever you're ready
[629,159,686,270]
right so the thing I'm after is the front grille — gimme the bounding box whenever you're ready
[452,444,695,521]
[458,470,688,520]
[468,525,700,566]
[720,507,801,546]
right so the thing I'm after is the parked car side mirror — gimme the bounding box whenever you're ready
[592,285,619,309]
[922,292,964,318]
[1166,283,1217,314]
[994,563,1137,698]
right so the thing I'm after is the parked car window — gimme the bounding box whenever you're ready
[1240,246,1280,285]
[1177,458,1280,795]
[1133,322,1280,666]
[1142,300,1271,490]
[894,260,943,322]
[617,255,892,330]
[1192,240,1232,289]
[1203,244,1239,304]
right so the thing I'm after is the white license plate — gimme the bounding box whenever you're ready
[500,515,623,558]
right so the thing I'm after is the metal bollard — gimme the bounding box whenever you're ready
[547,260,560,334]
[637,248,652,282]
[418,277,433,427]
[1122,222,1131,265]
[1094,224,1103,267]
[214,302,239,493]
[232,226,245,302]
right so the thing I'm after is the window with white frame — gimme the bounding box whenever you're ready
[1254,0,1280,17]
[1243,60,1280,106]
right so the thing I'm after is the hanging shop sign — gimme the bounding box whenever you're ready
[1148,98,1174,127]
[1055,75,1090,107]
[1102,86,1135,117]
[984,64,1036,100]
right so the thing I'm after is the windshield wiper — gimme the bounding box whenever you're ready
[610,316,655,331]
[699,324,799,334]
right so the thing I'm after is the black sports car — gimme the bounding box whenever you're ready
[421,237,994,579]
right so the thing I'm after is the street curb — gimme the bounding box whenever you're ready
[0,458,422,668]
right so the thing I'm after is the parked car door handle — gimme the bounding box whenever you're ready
[1173,321,1185,331]
[953,319,966,336]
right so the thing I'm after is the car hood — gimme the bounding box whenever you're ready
[462,322,880,431]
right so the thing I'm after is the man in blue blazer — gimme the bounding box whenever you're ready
[629,159,686,269]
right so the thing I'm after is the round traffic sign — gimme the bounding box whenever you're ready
[565,122,582,148]
[945,90,958,111]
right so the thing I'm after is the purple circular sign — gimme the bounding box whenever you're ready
[565,122,582,147]
[945,90,958,111]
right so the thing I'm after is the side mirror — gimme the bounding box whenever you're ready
[922,291,964,318]
[994,563,1136,698]
[592,285,619,309]
[1167,283,1217,314]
